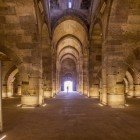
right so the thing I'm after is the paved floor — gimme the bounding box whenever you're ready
[1,92,140,140]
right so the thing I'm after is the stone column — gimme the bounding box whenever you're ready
[19,62,43,106]
[123,78,129,96]
[83,56,89,96]
[128,85,134,97]
[43,78,51,98]
[39,78,44,105]
[16,75,22,96]
[0,61,3,132]
[18,65,29,96]
[21,74,43,106]
[28,76,39,95]
[28,55,43,105]
[134,85,140,97]
[7,82,13,98]
[2,81,7,98]
[76,63,79,92]
[101,68,107,105]
[134,72,140,97]
[56,69,60,94]
[52,56,56,97]
[78,59,83,94]
[17,85,21,96]
[79,73,83,94]
[100,42,107,105]
[89,84,99,98]
[107,74,125,108]
[57,70,61,92]
[89,72,100,98]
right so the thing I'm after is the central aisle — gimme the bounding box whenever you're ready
[2,92,140,140]
[54,92,85,99]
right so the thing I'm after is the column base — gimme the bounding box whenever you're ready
[100,85,107,105]
[44,91,52,98]
[21,95,39,107]
[2,92,7,98]
[2,85,7,98]
[107,94,125,108]
[135,85,140,97]
[17,86,22,96]
[7,92,13,98]
[127,90,134,98]
[101,93,107,105]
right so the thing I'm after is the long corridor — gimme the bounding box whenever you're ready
[1,92,140,140]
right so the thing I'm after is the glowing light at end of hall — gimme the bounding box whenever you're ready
[64,81,73,92]
[68,0,72,8]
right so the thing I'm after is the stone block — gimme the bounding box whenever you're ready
[16,42,36,49]
[0,6,16,15]
[135,85,140,97]
[107,93,125,108]
[0,16,6,23]
[89,85,99,98]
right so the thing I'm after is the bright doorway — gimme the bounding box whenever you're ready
[64,81,73,92]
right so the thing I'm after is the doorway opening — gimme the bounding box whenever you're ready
[64,81,73,92]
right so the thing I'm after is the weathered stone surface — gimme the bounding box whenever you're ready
[0,1,140,135]
[0,6,16,15]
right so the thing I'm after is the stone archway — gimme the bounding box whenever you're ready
[52,17,89,96]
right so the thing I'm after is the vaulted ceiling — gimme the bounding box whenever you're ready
[42,0,103,31]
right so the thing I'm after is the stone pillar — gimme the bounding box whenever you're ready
[39,78,44,105]
[78,72,83,94]
[78,59,83,94]
[28,76,39,95]
[134,72,140,97]
[101,68,107,105]
[19,62,43,106]
[128,85,134,97]
[77,75,80,92]
[0,61,3,132]
[2,82,7,98]
[29,76,43,105]
[107,74,125,108]
[21,75,43,106]
[43,77,49,98]
[7,82,13,97]
[21,81,29,95]
[52,57,56,97]
[16,75,22,96]
[89,84,99,98]
[56,69,60,94]
[83,56,89,96]
[101,85,107,104]
[123,78,129,96]
[134,84,140,97]
[44,85,51,98]
[57,70,61,92]
[100,41,107,105]
[83,74,88,95]
[17,85,21,95]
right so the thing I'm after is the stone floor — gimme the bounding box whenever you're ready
[1,92,140,140]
